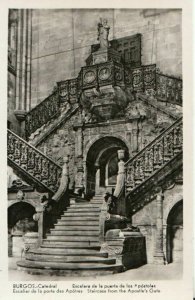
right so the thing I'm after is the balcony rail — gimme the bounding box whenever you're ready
[25,62,182,138]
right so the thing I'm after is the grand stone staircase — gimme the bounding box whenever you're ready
[17,195,123,276]
[8,115,183,276]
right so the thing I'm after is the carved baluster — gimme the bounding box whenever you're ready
[126,164,135,191]
[146,147,154,174]
[13,138,21,164]
[27,148,35,170]
[41,159,49,185]
[48,164,57,189]
[34,154,42,181]
[139,156,145,181]
[163,132,173,161]
[20,143,28,168]
[7,132,15,156]
[158,140,164,165]
[173,124,182,153]
[134,160,140,185]
[153,144,159,168]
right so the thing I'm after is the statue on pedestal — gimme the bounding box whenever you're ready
[97,18,110,49]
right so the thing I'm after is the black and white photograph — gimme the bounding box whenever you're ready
[1,1,193,299]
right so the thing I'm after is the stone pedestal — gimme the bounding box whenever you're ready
[92,47,121,65]
[23,232,39,251]
[101,229,146,270]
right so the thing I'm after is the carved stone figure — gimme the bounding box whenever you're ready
[97,18,110,49]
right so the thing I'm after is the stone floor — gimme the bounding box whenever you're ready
[8,257,183,281]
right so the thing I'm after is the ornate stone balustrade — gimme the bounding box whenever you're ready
[26,63,182,138]
[156,72,182,105]
[125,117,182,194]
[25,91,60,139]
[8,129,62,193]
[58,63,182,105]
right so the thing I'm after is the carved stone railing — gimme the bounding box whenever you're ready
[58,63,182,106]
[8,129,62,194]
[25,60,182,139]
[156,72,182,106]
[25,91,60,139]
[125,117,182,194]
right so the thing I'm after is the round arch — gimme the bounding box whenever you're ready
[8,201,37,234]
[84,135,129,196]
[83,134,131,163]
[166,200,183,264]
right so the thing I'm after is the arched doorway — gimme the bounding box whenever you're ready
[166,200,183,263]
[8,202,37,257]
[85,136,129,196]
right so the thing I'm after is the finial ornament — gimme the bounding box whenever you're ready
[97,18,110,49]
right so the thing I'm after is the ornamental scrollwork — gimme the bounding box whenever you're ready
[125,118,182,193]
[8,130,62,193]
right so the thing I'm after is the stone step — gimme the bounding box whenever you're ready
[50,230,99,236]
[56,221,99,226]
[70,197,88,203]
[17,260,123,276]
[42,240,100,247]
[59,216,99,221]
[46,235,99,242]
[54,225,100,230]
[25,253,115,264]
[30,248,108,257]
[67,207,101,212]
[69,205,101,210]
[63,212,100,216]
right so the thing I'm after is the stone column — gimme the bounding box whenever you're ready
[95,165,100,194]
[74,126,84,194]
[153,190,165,264]
[14,9,32,137]
[132,128,138,153]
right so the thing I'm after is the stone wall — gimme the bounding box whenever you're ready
[132,184,183,264]
[37,112,79,190]
[31,9,182,107]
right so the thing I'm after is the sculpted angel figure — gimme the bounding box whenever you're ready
[97,18,110,49]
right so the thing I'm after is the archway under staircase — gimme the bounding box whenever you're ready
[85,136,129,196]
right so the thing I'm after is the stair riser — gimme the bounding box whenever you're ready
[50,230,99,236]
[59,216,100,221]
[70,205,101,208]
[67,208,101,212]
[56,221,99,226]
[31,250,108,257]
[42,241,100,247]
[25,254,115,264]
[63,213,100,216]
[54,226,100,231]
[46,236,99,242]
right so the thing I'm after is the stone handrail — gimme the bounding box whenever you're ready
[125,117,182,194]
[25,91,60,139]
[7,129,62,194]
